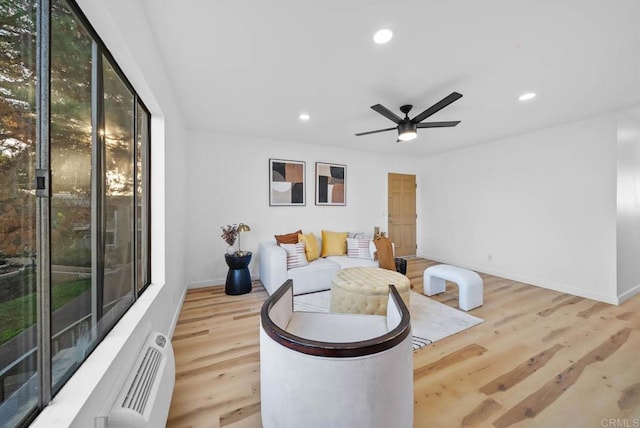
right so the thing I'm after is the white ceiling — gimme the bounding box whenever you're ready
[141,0,640,157]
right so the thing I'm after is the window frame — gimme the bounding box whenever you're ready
[2,0,154,425]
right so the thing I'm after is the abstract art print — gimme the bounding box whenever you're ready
[315,162,346,206]
[269,159,305,206]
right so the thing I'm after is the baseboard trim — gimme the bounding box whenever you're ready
[187,269,259,290]
[617,283,640,305]
[187,278,226,289]
[420,254,618,305]
[169,284,188,338]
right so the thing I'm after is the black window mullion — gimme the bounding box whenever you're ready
[90,41,105,336]
[132,96,138,298]
[144,107,151,290]
[35,0,53,408]
[134,100,151,295]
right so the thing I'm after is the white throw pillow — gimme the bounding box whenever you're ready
[280,242,309,269]
[347,237,372,260]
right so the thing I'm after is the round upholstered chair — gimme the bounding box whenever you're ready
[260,280,413,428]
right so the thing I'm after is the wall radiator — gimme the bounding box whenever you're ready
[105,331,175,428]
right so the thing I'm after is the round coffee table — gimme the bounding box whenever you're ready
[330,267,410,315]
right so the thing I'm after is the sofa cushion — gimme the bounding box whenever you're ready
[298,233,319,261]
[280,242,309,269]
[286,312,387,342]
[321,230,348,257]
[326,256,378,270]
[347,237,372,259]
[288,258,340,295]
[275,229,302,245]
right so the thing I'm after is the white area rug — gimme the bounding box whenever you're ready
[294,290,483,351]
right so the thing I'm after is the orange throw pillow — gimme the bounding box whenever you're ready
[275,229,302,245]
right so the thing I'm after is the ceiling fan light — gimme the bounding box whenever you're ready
[398,130,417,142]
[397,121,417,142]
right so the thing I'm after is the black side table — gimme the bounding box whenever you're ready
[224,252,252,295]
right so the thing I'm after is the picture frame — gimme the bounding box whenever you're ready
[315,162,346,206]
[269,158,306,206]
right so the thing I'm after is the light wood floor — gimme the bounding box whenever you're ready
[168,258,640,427]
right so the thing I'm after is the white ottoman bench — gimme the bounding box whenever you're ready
[423,264,483,311]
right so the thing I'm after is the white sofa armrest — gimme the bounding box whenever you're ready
[259,241,288,295]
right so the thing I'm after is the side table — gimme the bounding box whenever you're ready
[224,252,252,295]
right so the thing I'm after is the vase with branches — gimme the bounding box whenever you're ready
[221,224,239,254]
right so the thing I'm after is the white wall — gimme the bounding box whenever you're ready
[186,130,418,287]
[419,114,619,303]
[617,107,640,302]
[32,1,189,426]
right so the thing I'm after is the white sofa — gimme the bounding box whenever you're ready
[258,238,379,295]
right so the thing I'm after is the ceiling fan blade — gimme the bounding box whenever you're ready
[411,92,463,124]
[371,104,402,124]
[355,126,397,136]
[416,121,461,128]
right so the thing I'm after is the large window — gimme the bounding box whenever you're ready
[0,0,151,426]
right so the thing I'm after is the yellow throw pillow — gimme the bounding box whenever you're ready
[298,233,319,262]
[321,230,348,257]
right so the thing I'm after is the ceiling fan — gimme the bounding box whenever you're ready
[355,91,463,142]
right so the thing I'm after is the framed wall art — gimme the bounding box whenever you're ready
[269,158,306,206]
[315,162,346,206]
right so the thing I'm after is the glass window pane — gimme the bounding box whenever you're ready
[135,103,150,294]
[0,0,39,425]
[102,57,135,328]
[50,0,94,393]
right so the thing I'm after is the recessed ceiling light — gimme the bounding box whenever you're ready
[373,29,393,44]
[299,113,310,121]
[518,92,536,101]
